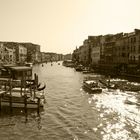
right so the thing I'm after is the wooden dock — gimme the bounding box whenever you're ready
[0,66,46,114]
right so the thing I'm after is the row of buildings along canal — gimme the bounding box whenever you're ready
[72,28,140,77]
[0,41,71,66]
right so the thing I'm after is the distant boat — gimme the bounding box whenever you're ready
[62,60,74,67]
[83,80,102,94]
[75,65,83,71]
[82,67,91,74]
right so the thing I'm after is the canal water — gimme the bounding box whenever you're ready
[0,62,140,140]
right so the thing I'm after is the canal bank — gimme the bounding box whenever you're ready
[89,63,140,83]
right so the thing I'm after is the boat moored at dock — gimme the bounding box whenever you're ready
[0,65,46,111]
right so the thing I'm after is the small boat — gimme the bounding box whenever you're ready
[62,60,74,67]
[37,83,46,91]
[75,65,83,71]
[83,80,102,94]
[124,98,140,106]
[82,67,91,74]
[83,70,91,74]
[99,79,117,89]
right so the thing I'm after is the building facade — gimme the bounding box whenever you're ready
[72,29,140,74]
[16,44,27,64]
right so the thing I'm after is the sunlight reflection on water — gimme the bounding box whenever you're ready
[90,88,140,140]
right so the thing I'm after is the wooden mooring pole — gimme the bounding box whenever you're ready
[9,79,12,112]
[30,83,32,97]
[0,95,1,111]
[37,98,40,114]
[24,95,27,114]
[4,83,6,91]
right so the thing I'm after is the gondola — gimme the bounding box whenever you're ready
[37,83,46,91]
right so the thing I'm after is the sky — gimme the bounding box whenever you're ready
[0,0,140,54]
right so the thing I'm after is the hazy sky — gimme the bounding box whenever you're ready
[0,0,140,54]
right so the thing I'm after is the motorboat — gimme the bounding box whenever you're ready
[75,65,83,71]
[82,67,91,74]
[83,80,102,94]
[62,60,74,67]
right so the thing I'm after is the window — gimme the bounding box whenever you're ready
[122,53,124,57]
[131,38,133,43]
[130,56,132,61]
[134,37,136,42]
[134,56,135,62]
[133,46,135,52]
[128,53,129,57]
[127,46,129,50]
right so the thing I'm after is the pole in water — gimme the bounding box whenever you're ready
[9,79,12,112]
[0,95,1,111]
[24,95,27,114]
[108,75,110,87]
[37,98,40,114]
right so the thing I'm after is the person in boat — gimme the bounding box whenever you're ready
[91,82,98,88]
[108,75,110,87]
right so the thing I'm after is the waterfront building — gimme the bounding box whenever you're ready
[45,53,52,62]
[114,29,140,73]
[58,54,63,61]
[5,47,16,64]
[83,39,91,66]
[98,33,123,71]
[72,28,140,75]
[63,53,72,60]
[0,42,16,65]
[50,53,59,62]
[78,39,91,66]
[99,36,106,64]
[72,47,79,63]
[0,43,5,65]
[41,52,46,62]
[128,29,140,65]
[114,33,129,71]
[41,52,63,63]
[20,43,40,63]
[78,45,85,65]
[16,44,27,64]
[42,52,59,62]
[34,51,41,63]
[90,36,102,66]
[103,34,115,64]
